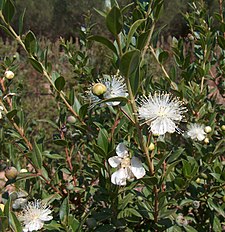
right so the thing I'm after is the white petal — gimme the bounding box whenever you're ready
[116,143,128,157]
[197,133,205,141]
[39,209,53,221]
[130,157,146,179]
[108,156,121,168]
[111,168,127,186]
[26,219,43,231]
[151,117,176,135]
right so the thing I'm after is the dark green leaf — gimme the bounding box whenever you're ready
[32,140,43,169]
[97,128,108,154]
[0,24,14,37]
[53,139,68,147]
[18,8,26,35]
[28,58,43,73]
[6,109,17,120]
[106,6,123,35]
[60,197,69,225]
[2,0,15,23]
[88,35,118,55]
[25,31,37,54]
[120,49,140,78]
[126,19,145,49]
[55,76,65,91]
[158,51,169,63]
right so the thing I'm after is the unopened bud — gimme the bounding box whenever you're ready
[148,143,155,151]
[20,168,28,173]
[204,126,212,133]
[221,125,225,131]
[0,204,4,212]
[5,166,18,180]
[4,70,15,80]
[204,138,209,144]
[92,83,107,96]
[67,116,76,124]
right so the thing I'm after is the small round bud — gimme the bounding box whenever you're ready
[92,83,107,96]
[0,204,4,212]
[5,166,18,180]
[223,195,225,203]
[204,126,212,133]
[20,168,28,173]
[200,173,208,179]
[221,125,225,131]
[148,143,155,151]
[195,178,201,184]
[67,116,76,124]
[204,138,209,144]
[192,200,200,209]
[4,70,15,80]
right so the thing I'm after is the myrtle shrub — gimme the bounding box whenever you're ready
[0,0,225,231]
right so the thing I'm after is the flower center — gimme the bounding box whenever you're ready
[157,106,168,117]
[121,157,131,168]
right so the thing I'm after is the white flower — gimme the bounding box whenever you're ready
[108,143,146,186]
[187,123,206,141]
[19,199,53,232]
[88,75,128,107]
[138,92,187,135]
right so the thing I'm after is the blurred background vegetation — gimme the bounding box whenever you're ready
[4,0,220,40]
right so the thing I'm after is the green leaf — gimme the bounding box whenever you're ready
[120,49,140,78]
[18,8,26,35]
[106,6,123,35]
[88,35,118,55]
[6,109,17,120]
[32,140,43,169]
[137,30,150,50]
[213,215,222,231]
[9,211,23,232]
[55,76,65,91]
[25,31,37,54]
[182,160,192,179]
[37,119,59,129]
[53,139,68,147]
[126,19,145,50]
[68,215,80,231]
[2,0,15,23]
[60,197,69,225]
[28,58,43,73]
[158,50,169,63]
[97,128,109,154]
[43,151,65,160]
[0,24,14,37]
[207,198,225,218]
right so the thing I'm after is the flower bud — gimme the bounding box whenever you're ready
[221,125,225,131]
[0,204,4,212]
[204,138,209,144]
[4,70,15,80]
[204,126,212,133]
[195,178,201,184]
[5,166,18,180]
[148,143,155,151]
[67,116,76,124]
[192,200,200,209]
[223,195,225,203]
[92,83,107,96]
[20,168,28,173]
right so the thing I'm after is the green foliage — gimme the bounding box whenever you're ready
[0,0,225,231]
